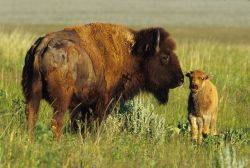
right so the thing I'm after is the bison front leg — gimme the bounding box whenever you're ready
[70,106,90,133]
[89,94,113,130]
[70,106,82,133]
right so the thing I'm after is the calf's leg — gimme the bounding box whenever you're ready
[210,118,217,136]
[197,117,204,144]
[203,114,211,138]
[188,114,198,141]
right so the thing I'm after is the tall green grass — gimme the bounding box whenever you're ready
[0,27,249,167]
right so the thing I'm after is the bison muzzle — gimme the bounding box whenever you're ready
[22,23,184,139]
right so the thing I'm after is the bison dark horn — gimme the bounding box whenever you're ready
[155,29,160,53]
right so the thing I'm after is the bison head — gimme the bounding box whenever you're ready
[133,28,184,104]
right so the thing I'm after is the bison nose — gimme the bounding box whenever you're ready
[177,75,184,86]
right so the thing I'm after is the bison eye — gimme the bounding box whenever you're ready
[160,54,169,64]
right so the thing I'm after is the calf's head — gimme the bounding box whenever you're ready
[133,28,184,103]
[186,70,209,93]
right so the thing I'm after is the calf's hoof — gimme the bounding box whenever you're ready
[202,133,208,139]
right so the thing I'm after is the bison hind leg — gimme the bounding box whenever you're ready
[49,85,73,140]
[24,80,43,139]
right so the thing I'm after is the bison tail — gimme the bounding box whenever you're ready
[21,37,44,102]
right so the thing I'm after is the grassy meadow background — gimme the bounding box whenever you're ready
[0,0,250,167]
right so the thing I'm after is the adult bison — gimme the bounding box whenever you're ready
[22,23,184,139]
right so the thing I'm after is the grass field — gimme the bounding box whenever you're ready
[0,25,249,167]
[1,0,250,27]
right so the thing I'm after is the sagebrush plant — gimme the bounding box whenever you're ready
[213,145,246,168]
[0,28,249,168]
[122,97,167,141]
[103,95,185,144]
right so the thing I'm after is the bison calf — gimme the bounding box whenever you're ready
[186,70,218,144]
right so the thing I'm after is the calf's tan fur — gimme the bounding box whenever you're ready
[186,70,218,144]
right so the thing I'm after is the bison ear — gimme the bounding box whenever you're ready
[133,28,161,57]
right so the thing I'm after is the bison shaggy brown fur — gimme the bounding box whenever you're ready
[186,70,218,144]
[22,23,184,139]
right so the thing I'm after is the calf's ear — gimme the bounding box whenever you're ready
[133,28,161,57]
[185,72,191,77]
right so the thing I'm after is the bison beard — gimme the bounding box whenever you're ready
[153,89,169,104]
[22,23,184,139]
